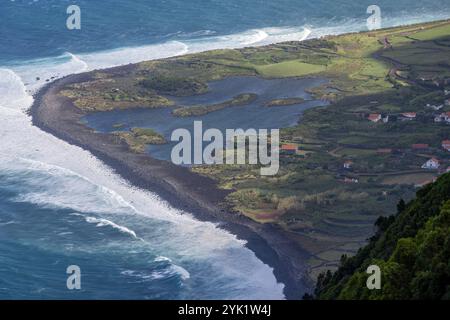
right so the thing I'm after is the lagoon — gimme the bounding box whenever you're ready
[84,76,328,161]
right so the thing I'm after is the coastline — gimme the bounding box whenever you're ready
[30,66,313,300]
[28,18,450,299]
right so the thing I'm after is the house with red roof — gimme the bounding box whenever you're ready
[280,144,298,155]
[368,113,381,123]
[412,144,429,151]
[401,112,417,120]
[343,177,359,184]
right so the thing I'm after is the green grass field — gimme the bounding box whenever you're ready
[255,60,327,77]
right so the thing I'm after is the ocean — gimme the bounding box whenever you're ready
[0,0,449,299]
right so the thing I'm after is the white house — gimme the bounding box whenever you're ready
[422,158,440,170]
[401,112,417,120]
[434,112,450,123]
[343,160,353,169]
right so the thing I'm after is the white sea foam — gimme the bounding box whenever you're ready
[84,216,139,239]
[79,41,189,70]
[170,264,191,281]
[0,79,285,299]
[150,264,191,281]
[0,69,34,110]
[121,263,190,282]
[155,256,172,262]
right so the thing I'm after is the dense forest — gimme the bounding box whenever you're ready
[313,173,450,300]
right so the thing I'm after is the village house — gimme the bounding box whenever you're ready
[343,177,359,184]
[343,160,353,169]
[434,114,443,122]
[445,98,450,106]
[280,144,298,155]
[442,140,450,152]
[382,115,389,123]
[412,144,429,151]
[434,112,450,123]
[421,157,440,170]
[368,113,382,123]
[401,112,417,120]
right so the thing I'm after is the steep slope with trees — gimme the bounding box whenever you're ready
[314,173,450,299]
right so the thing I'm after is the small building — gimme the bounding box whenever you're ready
[445,98,450,106]
[434,112,450,123]
[343,160,353,169]
[343,177,359,184]
[422,158,440,170]
[442,140,450,152]
[412,144,429,151]
[368,113,382,123]
[280,144,298,155]
[382,115,390,123]
[401,112,417,120]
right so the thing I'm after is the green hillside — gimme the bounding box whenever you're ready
[314,173,450,300]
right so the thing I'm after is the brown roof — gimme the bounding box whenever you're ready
[368,114,381,121]
[412,144,429,149]
[281,144,297,151]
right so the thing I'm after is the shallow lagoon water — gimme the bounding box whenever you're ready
[84,76,328,161]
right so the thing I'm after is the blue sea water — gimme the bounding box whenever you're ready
[0,0,449,299]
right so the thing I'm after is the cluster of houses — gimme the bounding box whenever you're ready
[431,92,450,122]
[367,89,450,124]
[367,108,450,125]
[337,139,450,185]
[391,139,450,172]
[367,112,417,123]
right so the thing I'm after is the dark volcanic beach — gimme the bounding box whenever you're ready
[30,65,313,300]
